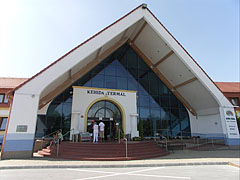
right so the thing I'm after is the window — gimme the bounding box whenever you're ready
[4,96,8,103]
[0,117,8,130]
[0,94,8,104]
[230,97,239,106]
[45,43,191,138]
[0,94,4,103]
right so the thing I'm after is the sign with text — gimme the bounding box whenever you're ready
[224,108,240,138]
[87,89,126,97]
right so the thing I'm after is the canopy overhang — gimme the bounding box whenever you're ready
[13,4,232,116]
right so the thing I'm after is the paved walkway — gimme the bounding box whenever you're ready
[0,149,239,169]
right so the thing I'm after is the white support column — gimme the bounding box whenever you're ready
[130,114,139,138]
[219,107,240,145]
[2,93,40,159]
[70,112,80,140]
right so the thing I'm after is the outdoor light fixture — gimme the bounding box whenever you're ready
[142,3,147,9]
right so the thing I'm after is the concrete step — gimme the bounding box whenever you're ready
[42,141,168,161]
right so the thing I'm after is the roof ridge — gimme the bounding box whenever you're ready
[9,4,145,95]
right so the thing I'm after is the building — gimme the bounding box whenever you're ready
[0,78,28,144]
[1,4,239,159]
[215,82,240,119]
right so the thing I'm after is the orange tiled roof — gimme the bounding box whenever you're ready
[215,82,240,93]
[0,77,28,89]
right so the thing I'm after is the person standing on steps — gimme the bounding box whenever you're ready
[93,122,99,143]
[99,120,105,142]
[57,129,63,144]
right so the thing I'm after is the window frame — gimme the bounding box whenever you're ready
[0,94,9,104]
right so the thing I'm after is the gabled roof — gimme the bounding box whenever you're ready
[0,77,28,89]
[9,4,144,94]
[215,82,240,93]
[10,4,232,115]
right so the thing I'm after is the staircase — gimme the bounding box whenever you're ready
[38,141,169,161]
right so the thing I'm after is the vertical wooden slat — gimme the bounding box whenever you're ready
[128,40,196,116]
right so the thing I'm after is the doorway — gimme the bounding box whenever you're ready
[87,100,122,141]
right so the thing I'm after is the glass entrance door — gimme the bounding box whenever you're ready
[87,100,122,141]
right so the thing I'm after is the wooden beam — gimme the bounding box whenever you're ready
[127,40,196,116]
[154,50,174,67]
[120,28,128,41]
[95,47,102,60]
[39,39,127,109]
[132,22,147,43]
[173,77,198,89]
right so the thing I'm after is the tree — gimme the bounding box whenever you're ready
[236,111,240,133]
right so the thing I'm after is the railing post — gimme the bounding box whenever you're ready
[118,130,120,144]
[57,138,59,158]
[165,138,168,152]
[124,138,128,158]
[41,137,43,149]
[197,138,199,150]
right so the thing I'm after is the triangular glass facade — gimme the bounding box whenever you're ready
[36,43,191,138]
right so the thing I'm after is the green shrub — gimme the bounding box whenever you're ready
[236,111,240,133]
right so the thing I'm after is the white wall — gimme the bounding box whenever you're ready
[190,112,224,137]
[71,87,139,139]
[0,108,9,117]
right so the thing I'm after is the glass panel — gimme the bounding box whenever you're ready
[0,117,7,130]
[139,95,149,107]
[179,108,188,119]
[92,74,104,88]
[160,96,169,108]
[127,77,138,91]
[128,68,138,79]
[159,84,169,95]
[63,88,73,103]
[127,52,137,68]
[3,96,8,103]
[139,78,149,93]
[170,96,179,108]
[150,108,160,135]
[105,108,114,118]
[105,64,116,76]
[88,101,121,120]
[35,115,47,137]
[91,65,104,75]
[139,69,148,80]
[116,64,128,77]
[46,102,63,134]
[149,80,159,95]
[0,94,3,103]
[104,75,116,89]
[117,77,127,90]
[45,43,191,138]
[150,96,159,108]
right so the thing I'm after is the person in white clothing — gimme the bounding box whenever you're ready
[93,122,99,143]
[99,120,105,142]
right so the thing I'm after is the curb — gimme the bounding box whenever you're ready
[228,162,240,168]
[0,161,229,170]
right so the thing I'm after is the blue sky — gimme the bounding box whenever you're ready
[0,0,239,82]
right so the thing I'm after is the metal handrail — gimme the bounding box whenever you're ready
[57,138,59,158]
[195,138,225,150]
[118,128,124,144]
[63,128,74,138]
[42,129,61,139]
[40,129,61,149]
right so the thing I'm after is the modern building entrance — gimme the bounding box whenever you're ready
[87,100,122,141]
